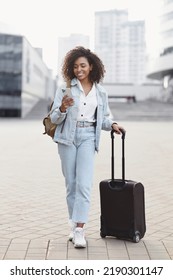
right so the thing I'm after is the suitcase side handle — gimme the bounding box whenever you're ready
[111,129,125,182]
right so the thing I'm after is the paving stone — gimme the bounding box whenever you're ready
[0,115,173,260]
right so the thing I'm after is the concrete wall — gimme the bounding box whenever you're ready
[103,83,162,101]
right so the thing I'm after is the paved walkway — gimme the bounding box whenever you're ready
[0,118,173,260]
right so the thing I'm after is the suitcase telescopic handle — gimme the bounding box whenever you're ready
[111,129,126,182]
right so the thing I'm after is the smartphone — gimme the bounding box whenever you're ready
[65,88,72,98]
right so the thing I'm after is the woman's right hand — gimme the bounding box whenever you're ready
[60,95,74,112]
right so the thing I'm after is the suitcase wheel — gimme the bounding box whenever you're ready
[133,232,140,243]
[100,232,106,238]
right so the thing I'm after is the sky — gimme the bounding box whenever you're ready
[0,0,162,75]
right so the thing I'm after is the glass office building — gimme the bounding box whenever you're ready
[0,33,54,117]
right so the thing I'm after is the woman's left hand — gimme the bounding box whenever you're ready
[112,123,126,135]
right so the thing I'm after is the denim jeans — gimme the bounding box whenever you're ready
[57,126,96,224]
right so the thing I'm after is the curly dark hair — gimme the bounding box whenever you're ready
[61,46,105,84]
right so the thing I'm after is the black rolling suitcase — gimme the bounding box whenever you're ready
[99,130,146,243]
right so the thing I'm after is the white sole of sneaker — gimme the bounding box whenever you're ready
[72,238,86,248]
[74,243,86,248]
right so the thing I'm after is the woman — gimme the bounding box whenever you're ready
[50,46,125,248]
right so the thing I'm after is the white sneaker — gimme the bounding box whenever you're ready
[68,220,76,241]
[72,227,86,248]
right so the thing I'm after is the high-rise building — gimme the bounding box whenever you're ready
[95,9,146,84]
[58,33,89,80]
[128,21,146,84]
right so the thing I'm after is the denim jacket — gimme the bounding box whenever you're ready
[50,78,114,151]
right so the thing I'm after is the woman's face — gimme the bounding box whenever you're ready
[73,56,93,82]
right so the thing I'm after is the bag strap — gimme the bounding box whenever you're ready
[47,102,54,116]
